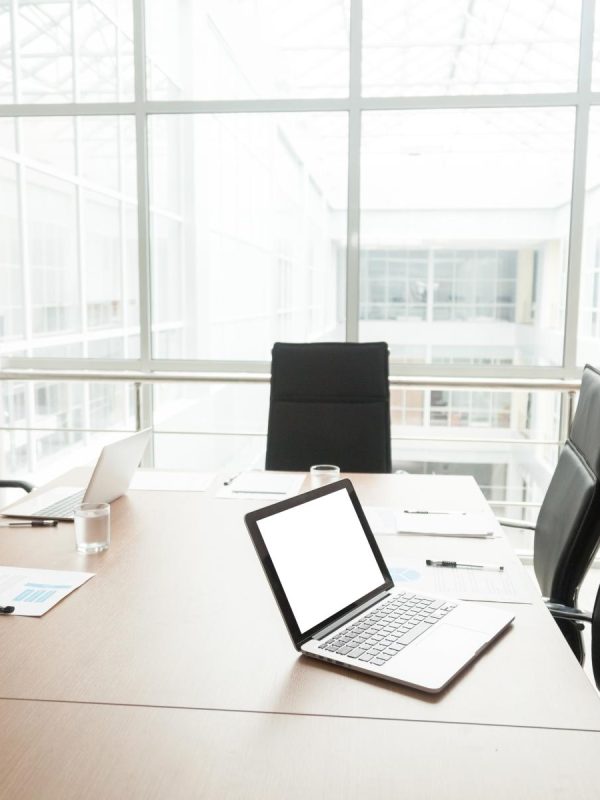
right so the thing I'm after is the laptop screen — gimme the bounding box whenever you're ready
[255,485,387,635]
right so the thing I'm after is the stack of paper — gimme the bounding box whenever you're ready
[217,471,305,500]
[365,506,496,537]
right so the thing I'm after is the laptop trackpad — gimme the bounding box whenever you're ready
[391,624,488,692]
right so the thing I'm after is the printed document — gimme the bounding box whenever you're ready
[0,566,94,617]
[387,559,532,603]
[217,471,305,500]
[365,506,497,537]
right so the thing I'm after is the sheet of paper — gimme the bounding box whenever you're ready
[0,566,94,617]
[365,506,496,537]
[131,470,214,492]
[217,471,305,500]
[387,558,533,603]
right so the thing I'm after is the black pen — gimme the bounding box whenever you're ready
[426,559,504,572]
[3,520,58,528]
[231,489,287,495]
[0,606,15,614]
[404,510,466,515]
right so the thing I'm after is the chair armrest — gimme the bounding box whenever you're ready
[545,601,593,623]
[496,516,536,531]
[0,480,34,494]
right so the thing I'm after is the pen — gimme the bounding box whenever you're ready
[4,520,58,528]
[0,606,15,614]
[231,490,287,495]
[404,510,466,515]
[426,559,504,572]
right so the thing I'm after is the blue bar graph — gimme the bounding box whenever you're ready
[14,582,69,603]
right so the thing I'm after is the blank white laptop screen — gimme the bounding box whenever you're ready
[256,489,385,634]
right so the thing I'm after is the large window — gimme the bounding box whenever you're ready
[1,0,598,517]
[147,112,347,359]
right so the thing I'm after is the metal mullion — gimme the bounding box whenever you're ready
[0,102,137,117]
[70,0,77,101]
[132,0,150,369]
[117,118,128,357]
[115,8,127,358]
[562,0,595,373]
[4,92,600,119]
[74,116,87,353]
[358,93,580,111]
[12,33,37,476]
[345,0,362,342]
[9,0,19,103]
[132,0,154,464]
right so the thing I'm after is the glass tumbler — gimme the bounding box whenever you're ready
[74,503,110,554]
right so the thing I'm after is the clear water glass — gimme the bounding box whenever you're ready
[74,503,110,554]
[310,464,341,488]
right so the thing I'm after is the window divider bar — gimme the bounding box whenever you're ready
[345,0,363,342]
[132,0,151,373]
[562,0,595,370]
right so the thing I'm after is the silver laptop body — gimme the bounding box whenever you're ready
[245,479,514,693]
[1,429,152,521]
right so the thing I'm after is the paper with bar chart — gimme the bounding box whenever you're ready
[0,566,94,616]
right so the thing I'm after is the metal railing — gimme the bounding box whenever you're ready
[0,367,582,442]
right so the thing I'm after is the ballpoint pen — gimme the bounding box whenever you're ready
[426,559,504,572]
[231,489,287,495]
[1,520,58,528]
[404,510,466,515]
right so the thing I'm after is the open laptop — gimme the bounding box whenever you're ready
[1,429,152,522]
[245,478,514,693]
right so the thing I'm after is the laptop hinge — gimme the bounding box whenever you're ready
[313,591,390,641]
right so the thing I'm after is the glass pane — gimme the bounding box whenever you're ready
[359,108,574,365]
[145,0,350,100]
[0,379,136,482]
[392,386,561,520]
[592,3,600,90]
[363,0,581,97]
[0,159,23,342]
[0,4,12,103]
[27,172,80,336]
[577,108,600,363]
[148,112,348,359]
[0,0,134,104]
[1,116,139,358]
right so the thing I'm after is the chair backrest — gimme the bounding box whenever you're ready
[534,365,600,607]
[265,341,392,473]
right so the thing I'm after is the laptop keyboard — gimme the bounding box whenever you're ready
[317,591,457,667]
[32,490,85,519]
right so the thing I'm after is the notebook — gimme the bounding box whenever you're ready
[1,429,152,521]
[245,479,514,693]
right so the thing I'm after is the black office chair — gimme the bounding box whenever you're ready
[265,341,392,473]
[501,364,600,664]
[549,581,600,689]
[0,480,33,494]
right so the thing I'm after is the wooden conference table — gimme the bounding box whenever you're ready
[1,471,599,798]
